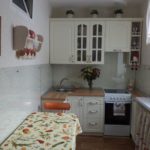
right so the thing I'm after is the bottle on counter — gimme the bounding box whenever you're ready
[128,79,134,92]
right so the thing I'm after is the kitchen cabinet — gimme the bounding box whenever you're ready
[105,20,131,52]
[50,20,74,64]
[75,21,105,64]
[129,21,142,70]
[66,96,84,129]
[50,18,142,64]
[50,19,105,64]
[66,96,104,133]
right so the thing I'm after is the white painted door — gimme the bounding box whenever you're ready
[83,97,104,133]
[89,21,105,64]
[50,20,74,64]
[105,20,131,52]
[74,21,90,64]
[66,96,84,129]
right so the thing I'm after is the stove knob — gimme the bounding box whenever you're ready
[123,97,126,101]
[110,97,113,101]
[120,97,122,101]
[113,97,116,101]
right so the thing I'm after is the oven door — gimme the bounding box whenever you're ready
[105,102,131,125]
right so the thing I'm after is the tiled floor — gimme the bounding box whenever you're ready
[76,135,135,150]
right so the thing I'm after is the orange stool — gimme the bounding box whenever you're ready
[43,102,71,111]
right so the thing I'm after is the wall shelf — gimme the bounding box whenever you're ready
[13,26,43,59]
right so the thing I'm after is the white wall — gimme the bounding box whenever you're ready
[0,0,50,68]
[140,0,150,65]
[0,64,52,111]
[51,5,142,18]
[135,0,150,95]
[0,0,53,111]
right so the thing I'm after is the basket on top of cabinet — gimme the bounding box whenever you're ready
[13,26,44,59]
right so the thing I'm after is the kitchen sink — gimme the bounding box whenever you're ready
[55,88,73,92]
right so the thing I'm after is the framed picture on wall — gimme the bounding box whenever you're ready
[12,0,33,18]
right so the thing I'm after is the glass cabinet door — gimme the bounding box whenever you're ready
[75,23,89,63]
[90,23,104,64]
[130,21,142,70]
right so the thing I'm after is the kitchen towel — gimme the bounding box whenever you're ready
[113,102,125,116]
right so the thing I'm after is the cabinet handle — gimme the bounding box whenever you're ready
[71,55,75,63]
[113,49,122,52]
[89,55,92,63]
[86,55,89,63]
[79,99,83,107]
[88,102,98,105]
[89,110,98,113]
[89,122,98,126]
[86,55,92,63]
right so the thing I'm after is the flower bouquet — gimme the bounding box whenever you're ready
[81,66,100,89]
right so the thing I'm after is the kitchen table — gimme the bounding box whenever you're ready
[0,112,82,150]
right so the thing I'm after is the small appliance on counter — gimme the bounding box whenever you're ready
[104,89,131,136]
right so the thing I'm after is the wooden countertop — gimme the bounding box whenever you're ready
[41,88,145,101]
[41,88,105,101]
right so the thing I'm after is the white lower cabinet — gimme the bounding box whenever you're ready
[66,96,84,129]
[66,96,104,133]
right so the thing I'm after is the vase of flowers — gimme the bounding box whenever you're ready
[81,66,100,89]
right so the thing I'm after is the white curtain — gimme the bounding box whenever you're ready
[146,0,150,44]
[135,105,150,150]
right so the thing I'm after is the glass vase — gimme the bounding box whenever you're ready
[87,79,93,90]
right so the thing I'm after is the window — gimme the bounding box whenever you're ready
[12,0,33,18]
[146,0,150,44]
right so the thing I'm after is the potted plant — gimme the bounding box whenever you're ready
[90,10,99,18]
[114,9,123,18]
[66,10,75,18]
[81,66,100,89]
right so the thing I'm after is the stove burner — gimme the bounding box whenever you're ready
[105,89,129,94]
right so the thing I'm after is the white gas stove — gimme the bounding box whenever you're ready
[104,89,132,136]
[105,89,131,103]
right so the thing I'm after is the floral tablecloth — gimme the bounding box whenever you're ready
[0,112,82,150]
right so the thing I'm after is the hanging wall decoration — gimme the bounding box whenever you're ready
[13,26,44,59]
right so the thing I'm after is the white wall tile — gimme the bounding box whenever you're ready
[0,64,52,111]
[52,53,135,89]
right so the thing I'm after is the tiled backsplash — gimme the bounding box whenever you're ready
[52,53,135,89]
[0,64,52,111]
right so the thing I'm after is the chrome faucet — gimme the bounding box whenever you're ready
[59,77,68,89]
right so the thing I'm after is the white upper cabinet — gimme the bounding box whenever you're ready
[50,19,105,64]
[50,20,74,64]
[74,21,105,64]
[75,21,90,64]
[50,18,141,64]
[90,22,105,64]
[105,20,131,52]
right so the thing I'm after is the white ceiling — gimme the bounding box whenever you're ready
[49,0,144,7]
